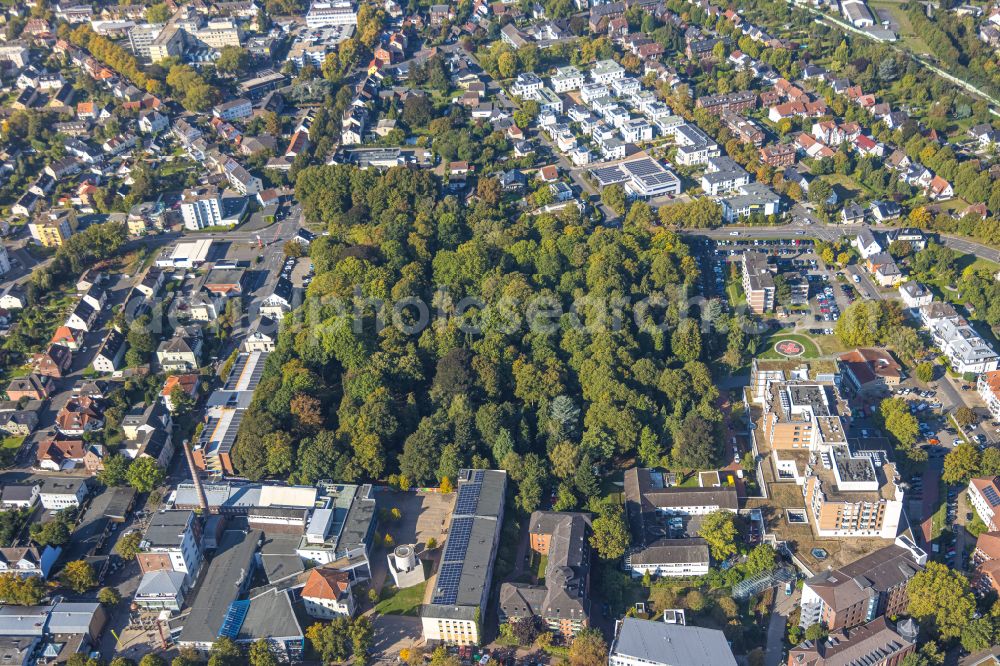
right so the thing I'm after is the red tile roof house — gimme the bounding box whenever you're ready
[37,437,88,471]
[972,531,1000,596]
[5,374,53,401]
[50,326,85,351]
[838,348,903,394]
[33,344,72,378]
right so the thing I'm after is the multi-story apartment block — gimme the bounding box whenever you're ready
[798,539,925,630]
[787,617,917,666]
[971,531,1000,596]
[590,59,626,84]
[551,66,585,93]
[978,371,1000,422]
[969,476,1000,532]
[695,90,757,115]
[741,252,775,314]
[759,143,797,168]
[803,445,904,538]
[920,302,999,375]
[499,512,591,637]
[306,0,358,27]
[138,510,203,582]
[180,187,224,230]
[29,208,76,247]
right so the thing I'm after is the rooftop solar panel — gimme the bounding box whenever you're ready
[984,486,1000,507]
[442,516,474,562]
[455,483,481,516]
[432,561,464,604]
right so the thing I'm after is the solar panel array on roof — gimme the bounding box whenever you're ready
[590,164,628,186]
[455,484,480,516]
[434,516,476,604]
[622,158,677,186]
[223,354,250,391]
[218,410,244,454]
[433,561,464,604]
[983,485,1000,507]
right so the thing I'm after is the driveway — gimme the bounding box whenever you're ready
[765,586,798,666]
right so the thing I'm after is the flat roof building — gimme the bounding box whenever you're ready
[421,469,507,646]
[741,251,775,314]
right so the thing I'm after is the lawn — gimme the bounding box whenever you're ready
[930,481,948,542]
[757,332,821,360]
[821,173,870,202]
[868,0,931,54]
[2,436,24,451]
[375,580,427,616]
[533,553,547,582]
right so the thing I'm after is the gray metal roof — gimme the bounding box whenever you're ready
[47,602,101,635]
[611,618,737,666]
[177,529,262,646]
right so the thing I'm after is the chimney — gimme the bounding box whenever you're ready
[183,439,209,512]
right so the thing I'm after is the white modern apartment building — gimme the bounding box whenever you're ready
[969,475,1000,532]
[590,59,626,84]
[920,302,999,375]
[180,187,225,230]
[551,66,584,93]
[978,371,1000,422]
[306,0,358,27]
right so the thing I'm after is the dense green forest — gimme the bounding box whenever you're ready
[233,166,727,512]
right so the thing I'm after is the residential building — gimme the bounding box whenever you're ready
[161,374,200,413]
[213,98,252,122]
[787,617,917,666]
[29,208,76,247]
[5,375,51,401]
[720,183,781,221]
[38,478,87,510]
[138,510,203,582]
[865,252,903,287]
[302,567,355,619]
[971,531,1000,596]
[885,227,927,251]
[551,66,584,93]
[701,156,750,196]
[591,59,626,84]
[609,617,737,666]
[969,476,1000,532]
[180,187,225,230]
[852,227,883,259]
[93,329,127,374]
[1,484,40,510]
[898,282,932,309]
[920,302,999,375]
[156,333,202,372]
[803,445,904,538]
[422,469,507,646]
[798,539,926,630]
[742,252,775,314]
[499,512,591,637]
[134,569,189,611]
[838,348,902,394]
[0,545,59,579]
[695,90,756,115]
